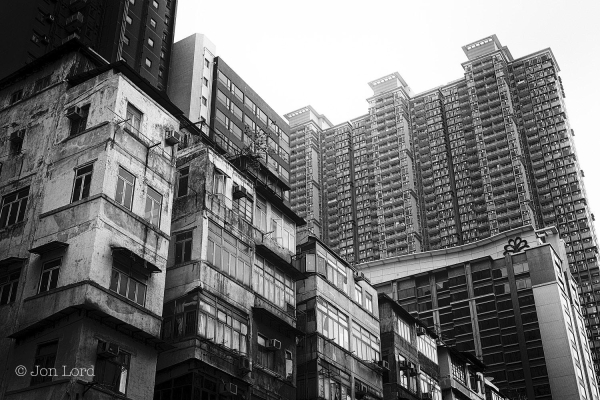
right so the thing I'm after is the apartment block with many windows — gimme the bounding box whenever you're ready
[361,225,599,399]
[0,0,177,90]
[0,40,180,399]
[157,44,305,399]
[285,106,332,244]
[295,236,383,400]
[288,34,600,377]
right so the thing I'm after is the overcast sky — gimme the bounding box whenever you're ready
[174,0,600,213]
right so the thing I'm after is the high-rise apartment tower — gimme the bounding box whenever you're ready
[0,0,177,90]
[287,34,600,377]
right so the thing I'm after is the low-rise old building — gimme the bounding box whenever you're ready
[378,293,441,400]
[0,40,180,399]
[361,225,599,400]
[295,236,383,400]
[155,43,304,398]
[437,345,486,400]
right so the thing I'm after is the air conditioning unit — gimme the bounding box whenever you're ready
[97,342,119,358]
[239,356,252,372]
[416,326,426,336]
[165,129,180,145]
[66,106,84,120]
[267,339,281,350]
[359,384,368,393]
[219,382,237,395]
[377,360,390,370]
[10,129,25,143]
[398,360,410,370]
[41,35,50,44]
[354,271,365,281]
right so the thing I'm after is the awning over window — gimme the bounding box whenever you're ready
[0,256,27,268]
[111,246,161,274]
[29,240,69,254]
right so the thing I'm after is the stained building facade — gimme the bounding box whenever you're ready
[295,236,384,400]
[0,0,177,90]
[0,41,180,399]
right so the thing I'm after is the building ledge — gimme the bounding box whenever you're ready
[11,280,165,344]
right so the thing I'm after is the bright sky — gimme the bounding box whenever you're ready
[174,0,600,214]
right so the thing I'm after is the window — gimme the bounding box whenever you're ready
[147,38,154,47]
[365,292,373,313]
[317,299,349,350]
[203,77,208,86]
[175,231,192,264]
[152,0,159,8]
[10,89,23,105]
[144,187,162,226]
[1,187,29,228]
[451,357,466,384]
[126,15,132,24]
[34,75,52,92]
[31,32,41,44]
[418,334,437,363]
[165,294,249,354]
[110,263,147,306]
[39,259,61,293]
[355,284,363,305]
[397,317,411,341]
[253,255,294,308]
[255,196,267,232]
[177,167,189,197]
[0,270,20,305]
[202,96,207,106]
[115,167,135,209]
[95,341,130,395]
[69,104,90,136]
[150,18,156,28]
[352,323,380,362]
[72,164,93,202]
[123,36,130,45]
[162,293,198,340]
[285,350,293,380]
[207,221,252,285]
[205,59,210,68]
[257,334,275,370]
[213,170,226,195]
[125,103,142,132]
[145,58,152,68]
[30,341,58,385]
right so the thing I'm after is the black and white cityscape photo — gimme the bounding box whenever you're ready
[1,1,599,399]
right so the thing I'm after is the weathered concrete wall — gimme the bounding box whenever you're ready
[4,316,159,400]
[0,49,179,399]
